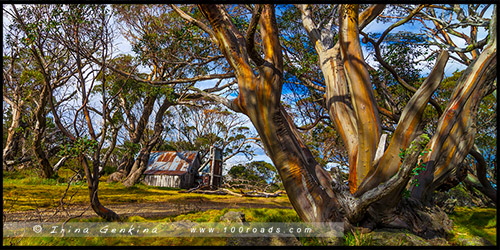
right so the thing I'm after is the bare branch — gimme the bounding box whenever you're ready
[358,4,386,30]
[88,55,235,86]
[296,116,330,131]
[377,4,426,46]
[297,74,326,92]
[297,4,321,46]
[188,86,242,113]
[360,31,444,116]
[429,35,488,53]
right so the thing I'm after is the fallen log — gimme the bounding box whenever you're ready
[179,185,202,193]
[180,188,285,197]
[237,190,286,198]
[183,189,228,195]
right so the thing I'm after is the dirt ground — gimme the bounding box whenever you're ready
[3,199,294,222]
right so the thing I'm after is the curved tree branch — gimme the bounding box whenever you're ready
[357,50,449,195]
[469,146,497,202]
[245,4,265,66]
[188,86,243,113]
[376,4,426,46]
[411,10,496,201]
[296,116,330,131]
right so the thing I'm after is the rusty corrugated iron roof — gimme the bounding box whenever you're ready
[143,151,200,175]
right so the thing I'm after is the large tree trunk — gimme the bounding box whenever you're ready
[122,148,152,187]
[32,84,55,178]
[198,5,343,222]
[122,99,172,187]
[3,102,24,163]
[108,95,157,183]
[190,3,495,238]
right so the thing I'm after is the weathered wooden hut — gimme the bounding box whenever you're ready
[198,146,223,189]
[142,151,202,189]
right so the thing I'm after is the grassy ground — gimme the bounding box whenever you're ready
[2,169,496,246]
[3,169,290,212]
[448,206,497,245]
[3,208,304,246]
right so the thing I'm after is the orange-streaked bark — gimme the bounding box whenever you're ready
[356,50,449,195]
[321,44,359,192]
[411,16,496,201]
[299,4,385,194]
[199,4,340,222]
[339,5,381,193]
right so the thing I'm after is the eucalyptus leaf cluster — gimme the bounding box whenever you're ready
[58,136,98,158]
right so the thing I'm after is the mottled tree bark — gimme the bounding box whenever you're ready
[32,84,55,178]
[410,12,497,202]
[122,99,172,187]
[3,101,24,163]
[178,3,496,237]
[108,95,157,182]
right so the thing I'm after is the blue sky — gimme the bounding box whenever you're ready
[71,4,496,170]
[4,4,494,171]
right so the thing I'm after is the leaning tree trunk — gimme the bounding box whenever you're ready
[81,155,119,221]
[3,101,25,164]
[410,11,497,203]
[198,5,343,222]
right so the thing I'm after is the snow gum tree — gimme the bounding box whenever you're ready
[172,4,496,237]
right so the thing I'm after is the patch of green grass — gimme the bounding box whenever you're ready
[3,235,227,246]
[244,208,300,222]
[343,228,373,246]
[448,206,497,245]
[3,176,290,212]
[164,207,300,223]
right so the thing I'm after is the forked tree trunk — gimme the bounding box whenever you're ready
[108,95,157,183]
[122,147,153,187]
[188,3,496,238]
[122,99,172,187]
